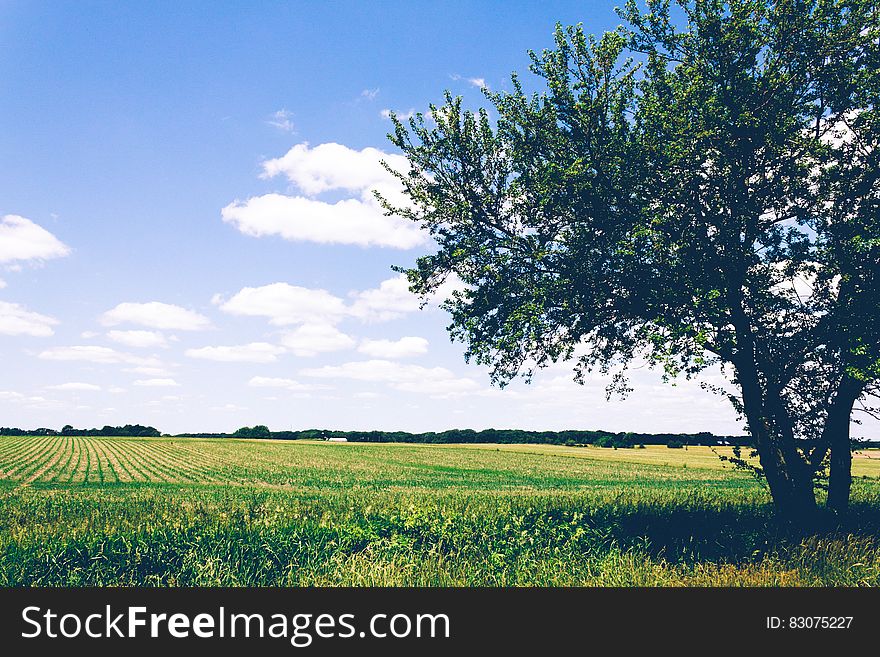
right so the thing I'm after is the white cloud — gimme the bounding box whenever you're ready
[451,74,488,89]
[221,193,424,249]
[349,274,466,322]
[361,88,380,100]
[301,359,479,397]
[133,378,180,387]
[38,345,162,366]
[247,376,328,392]
[380,108,416,121]
[0,215,70,264]
[261,142,410,195]
[185,342,285,363]
[5,394,70,411]
[0,278,6,289]
[107,329,168,348]
[267,108,295,133]
[348,274,420,321]
[358,336,428,358]
[216,274,464,331]
[124,366,172,376]
[80,330,98,339]
[393,378,481,396]
[280,323,355,356]
[100,302,211,331]
[0,391,24,401]
[0,301,58,336]
[222,143,425,249]
[216,282,347,325]
[210,403,248,412]
[47,382,102,391]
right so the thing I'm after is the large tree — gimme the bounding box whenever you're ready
[382,0,880,523]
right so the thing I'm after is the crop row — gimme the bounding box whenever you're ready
[0,436,244,485]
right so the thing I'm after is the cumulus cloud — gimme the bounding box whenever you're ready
[216,283,347,325]
[133,378,180,387]
[0,215,70,264]
[185,342,285,363]
[280,324,355,356]
[38,345,162,367]
[107,329,168,348]
[101,302,211,331]
[47,382,102,391]
[348,275,421,321]
[0,301,58,336]
[222,143,425,249]
[216,274,465,332]
[261,142,409,195]
[222,193,424,249]
[300,359,479,397]
[358,336,428,358]
[247,376,328,392]
[349,274,465,322]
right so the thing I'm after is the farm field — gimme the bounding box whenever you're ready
[1,435,880,586]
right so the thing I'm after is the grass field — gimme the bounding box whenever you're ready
[2,435,880,586]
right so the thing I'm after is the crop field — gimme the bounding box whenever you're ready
[2,435,880,586]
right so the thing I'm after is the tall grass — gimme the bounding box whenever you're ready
[3,485,880,586]
[1,437,879,586]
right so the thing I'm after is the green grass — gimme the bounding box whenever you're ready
[1,435,880,586]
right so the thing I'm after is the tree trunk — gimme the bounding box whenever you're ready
[827,433,852,515]
[759,444,817,524]
[728,294,817,524]
[825,378,863,515]
[734,360,817,524]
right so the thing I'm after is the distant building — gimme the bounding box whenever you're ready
[327,437,348,443]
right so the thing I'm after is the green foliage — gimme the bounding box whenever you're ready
[232,425,272,438]
[382,0,880,519]
[594,434,635,448]
[50,424,161,437]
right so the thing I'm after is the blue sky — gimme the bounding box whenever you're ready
[0,0,865,437]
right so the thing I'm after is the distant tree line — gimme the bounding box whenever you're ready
[0,424,161,437]
[186,426,751,447]
[4,425,872,449]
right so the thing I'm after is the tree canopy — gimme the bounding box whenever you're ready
[382,0,880,523]
[232,425,272,439]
